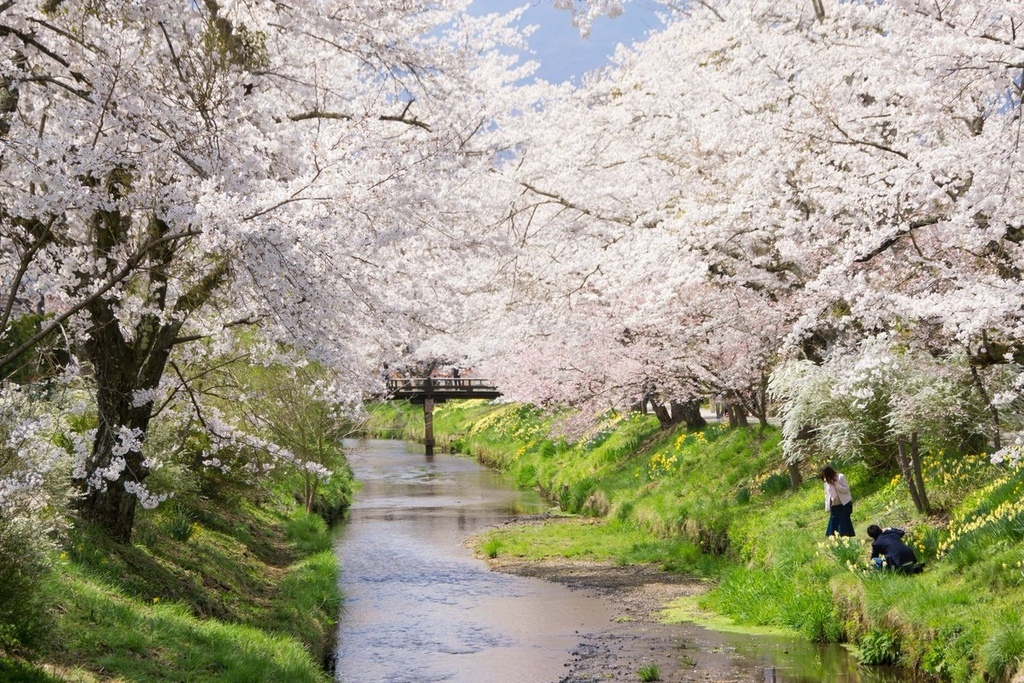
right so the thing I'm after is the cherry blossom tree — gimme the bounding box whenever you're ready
[473,0,1024,470]
[0,0,535,540]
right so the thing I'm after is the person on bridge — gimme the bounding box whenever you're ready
[821,465,855,537]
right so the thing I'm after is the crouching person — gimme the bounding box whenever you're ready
[867,524,924,574]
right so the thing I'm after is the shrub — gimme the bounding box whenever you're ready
[760,471,791,497]
[908,524,941,563]
[818,534,866,569]
[920,625,976,682]
[0,516,53,650]
[163,505,197,542]
[859,629,901,666]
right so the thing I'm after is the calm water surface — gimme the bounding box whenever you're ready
[332,439,911,683]
[332,439,615,683]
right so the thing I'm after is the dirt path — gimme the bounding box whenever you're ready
[486,556,770,683]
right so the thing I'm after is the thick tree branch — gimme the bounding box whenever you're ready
[288,103,432,131]
[853,216,941,263]
[0,229,200,369]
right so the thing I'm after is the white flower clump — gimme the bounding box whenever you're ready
[0,386,75,517]
[991,438,1023,468]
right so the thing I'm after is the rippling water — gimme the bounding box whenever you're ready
[332,438,617,683]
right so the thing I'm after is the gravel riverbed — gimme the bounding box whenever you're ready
[486,557,780,683]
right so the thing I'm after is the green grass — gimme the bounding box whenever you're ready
[0,659,58,683]
[47,573,329,683]
[637,662,661,681]
[474,516,725,574]
[366,400,1024,683]
[4,486,343,682]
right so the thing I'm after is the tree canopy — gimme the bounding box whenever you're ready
[2,0,1023,540]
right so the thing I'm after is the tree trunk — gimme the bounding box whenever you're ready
[908,432,931,515]
[671,399,706,431]
[726,400,748,428]
[896,435,927,514]
[747,376,770,428]
[74,209,218,542]
[78,331,168,542]
[970,363,1000,450]
[811,0,825,21]
[787,461,803,490]
[650,398,674,429]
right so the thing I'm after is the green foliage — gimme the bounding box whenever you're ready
[481,537,502,559]
[909,524,942,563]
[0,516,53,650]
[817,534,866,569]
[858,629,902,666]
[0,313,70,383]
[699,563,842,642]
[163,504,198,542]
[735,487,751,505]
[760,471,791,497]
[981,610,1024,682]
[285,509,333,554]
[937,462,1024,575]
[637,662,661,681]
[920,625,978,682]
[363,400,422,440]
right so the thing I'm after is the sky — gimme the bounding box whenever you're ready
[469,1,666,84]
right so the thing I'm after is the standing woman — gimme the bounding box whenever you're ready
[821,466,855,537]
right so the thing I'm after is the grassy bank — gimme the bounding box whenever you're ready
[1,485,345,683]
[367,400,1024,683]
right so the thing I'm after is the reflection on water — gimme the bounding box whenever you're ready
[333,439,619,683]
[333,439,913,683]
[697,629,911,682]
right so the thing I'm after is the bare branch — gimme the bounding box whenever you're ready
[288,110,353,122]
[0,216,55,334]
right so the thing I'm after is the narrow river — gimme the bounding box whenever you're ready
[333,439,911,683]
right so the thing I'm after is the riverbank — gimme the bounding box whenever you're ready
[486,552,881,683]
[476,516,844,683]
[489,555,713,683]
[369,399,1024,682]
[1,489,345,683]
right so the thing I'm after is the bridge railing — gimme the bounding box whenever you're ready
[386,377,498,393]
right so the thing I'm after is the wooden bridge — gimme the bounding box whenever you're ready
[385,377,502,455]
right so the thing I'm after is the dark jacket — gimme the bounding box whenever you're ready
[870,528,917,569]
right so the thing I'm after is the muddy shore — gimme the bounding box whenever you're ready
[473,512,780,682]
[487,556,772,683]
